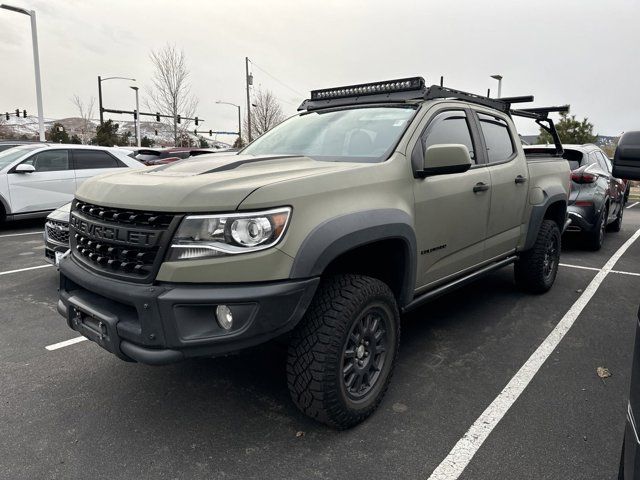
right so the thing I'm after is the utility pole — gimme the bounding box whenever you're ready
[245,56,252,142]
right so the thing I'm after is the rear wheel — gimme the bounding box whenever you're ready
[286,274,400,429]
[0,204,5,226]
[585,205,608,250]
[514,219,561,294]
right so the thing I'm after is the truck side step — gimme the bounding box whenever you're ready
[402,256,518,313]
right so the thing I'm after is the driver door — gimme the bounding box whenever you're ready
[7,149,75,214]
[412,109,491,290]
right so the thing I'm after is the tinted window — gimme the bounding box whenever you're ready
[478,113,515,163]
[22,150,70,172]
[74,150,121,169]
[423,111,476,162]
[562,149,584,170]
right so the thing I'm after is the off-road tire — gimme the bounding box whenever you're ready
[608,203,624,233]
[585,205,608,250]
[286,274,400,429]
[514,219,561,294]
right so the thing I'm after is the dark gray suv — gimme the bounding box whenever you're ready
[526,144,627,250]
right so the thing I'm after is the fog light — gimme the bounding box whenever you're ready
[216,305,233,330]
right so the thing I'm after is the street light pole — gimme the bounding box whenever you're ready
[490,74,503,98]
[215,100,242,144]
[1,4,45,142]
[130,86,140,147]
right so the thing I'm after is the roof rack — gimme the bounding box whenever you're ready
[298,76,568,155]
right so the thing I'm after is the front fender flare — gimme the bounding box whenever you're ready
[289,209,417,308]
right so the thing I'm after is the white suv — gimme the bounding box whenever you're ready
[0,144,143,223]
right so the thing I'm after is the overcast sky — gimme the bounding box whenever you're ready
[1,0,638,140]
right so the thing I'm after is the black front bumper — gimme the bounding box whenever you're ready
[58,256,319,365]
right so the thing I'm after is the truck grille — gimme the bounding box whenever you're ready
[70,200,179,282]
[45,220,70,245]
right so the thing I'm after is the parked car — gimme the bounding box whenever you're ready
[0,144,143,223]
[610,131,640,480]
[44,202,70,265]
[525,144,626,250]
[56,77,571,428]
[0,141,43,153]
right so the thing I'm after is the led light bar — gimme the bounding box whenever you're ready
[310,77,425,100]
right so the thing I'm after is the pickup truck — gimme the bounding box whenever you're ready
[57,77,571,429]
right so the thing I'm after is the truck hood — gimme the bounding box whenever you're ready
[75,154,363,212]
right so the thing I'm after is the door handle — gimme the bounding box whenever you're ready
[515,175,527,184]
[473,182,490,193]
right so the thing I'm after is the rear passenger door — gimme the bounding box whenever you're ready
[6,149,75,213]
[72,149,127,186]
[473,110,528,258]
[595,150,624,219]
[412,108,491,289]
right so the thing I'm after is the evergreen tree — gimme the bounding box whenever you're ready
[141,136,155,147]
[198,137,209,148]
[538,113,597,144]
[95,120,121,146]
[46,123,70,143]
[70,134,82,144]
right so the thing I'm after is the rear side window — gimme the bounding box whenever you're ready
[74,150,122,169]
[562,149,584,170]
[478,113,515,163]
[423,111,476,162]
[22,150,70,172]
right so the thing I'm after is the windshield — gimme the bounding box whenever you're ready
[242,106,417,163]
[0,145,43,169]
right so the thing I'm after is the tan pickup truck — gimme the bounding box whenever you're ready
[58,77,571,428]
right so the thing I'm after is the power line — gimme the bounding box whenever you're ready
[249,60,306,98]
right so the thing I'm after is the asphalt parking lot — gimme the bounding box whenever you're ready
[2,208,640,480]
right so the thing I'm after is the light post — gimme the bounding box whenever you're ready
[130,86,140,147]
[97,76,136,125]
[215,100,241,143]
[1,4,45,142]
[245,57,253,142]
[491,74,503,98]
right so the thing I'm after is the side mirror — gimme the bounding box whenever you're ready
[14,164,36,174]
[420,144,472,177]
[612,131,640,180]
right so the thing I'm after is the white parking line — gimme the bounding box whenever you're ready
[0,231,42,238]
[0,264,52,276]
[560,262,640,277]
[427,227,640,480]
[626,201,639,209]
[45,336,87,351]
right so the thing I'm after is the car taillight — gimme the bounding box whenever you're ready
[571,171,597,183]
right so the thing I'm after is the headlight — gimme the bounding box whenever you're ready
[167,207,291,261]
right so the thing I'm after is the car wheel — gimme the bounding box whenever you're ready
[514,219,561,294]
[286,274,400,429]
[585,205,608,250]
[608,203,624,233]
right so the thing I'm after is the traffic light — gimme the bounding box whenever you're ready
[133,111,137,120]
[177,115,181,124]
[209,130,212,137]
[15,109,19,117]
[154,129,158,136]
[195,117,199,126]
[23,110,26,117]
[193,129,197,136]
[5,113,8,120]
[156,112,160,122]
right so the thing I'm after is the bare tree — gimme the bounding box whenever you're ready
[71,94,95,144]
[244,89,285,141]
[146,44,198,146]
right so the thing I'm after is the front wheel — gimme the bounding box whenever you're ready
[515,219,561,294]
[286,274,400,429]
